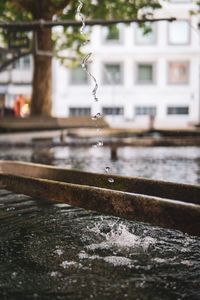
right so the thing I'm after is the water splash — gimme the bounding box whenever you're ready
[60,260,77,269]
[54,248,63,256]
[79,220,157,268]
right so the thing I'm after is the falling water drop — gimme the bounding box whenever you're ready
[105,166,110,173]
[92,112,102,120]
[108,178,115,183]
[105,166,114,183]
[97,140,103,147]
[92,140,103,148]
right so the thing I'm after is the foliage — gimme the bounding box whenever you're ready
[0,0,162,64]
[0,0,162,116]
[59,0,161,62]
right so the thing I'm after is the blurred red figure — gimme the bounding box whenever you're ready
[14,95,25,117]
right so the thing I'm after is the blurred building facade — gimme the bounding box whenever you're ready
[0,0,199,128]
[53,0,200,128]
[0,56,32,114]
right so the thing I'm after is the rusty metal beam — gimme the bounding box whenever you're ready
[0,160,200,236]
[1,160,200,205]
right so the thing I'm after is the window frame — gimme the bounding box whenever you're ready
[134,23,157,45]
[69,107,91,116]
[170,0,191,3]
[167,106,189,115]
[134,106,157,116]
[135,62,156,85]
[102,106,124,116]
[102,62,124,85]
[102,24,124,45]
[13,55,31,70]
[167,61,190,85]
[168,20,191,46]
[69,65,89,85]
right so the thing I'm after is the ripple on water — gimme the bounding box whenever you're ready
[0,199,200,299]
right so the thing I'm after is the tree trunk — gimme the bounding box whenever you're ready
[31,27,52,116]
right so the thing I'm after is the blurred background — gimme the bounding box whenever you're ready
[0,0,200,131]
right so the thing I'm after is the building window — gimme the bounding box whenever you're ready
[135,106,157,116]
[167,106,189,115]
[13,56,31,70]
[168,20,190,45]
[102,107,124,115]
[136,63,155,84]
[102,24,122,43]
[170,0,191,3]
[69,107,91,116]
[168,62,189,84]
[102,63,123,85]
[135,23,156,45]
[70,66,88,85]
[0,53,6,65]
[23,56,31,69]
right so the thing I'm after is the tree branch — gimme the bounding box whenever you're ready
[0,51,32,72]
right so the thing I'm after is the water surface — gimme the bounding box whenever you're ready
[0,145,200,299]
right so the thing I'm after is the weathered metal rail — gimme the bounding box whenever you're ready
[0,18,176,30]
[0,160,200,236]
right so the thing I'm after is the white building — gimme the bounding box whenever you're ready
[53,0,200,129]
[0,0,199,129]
[0,56,32,112]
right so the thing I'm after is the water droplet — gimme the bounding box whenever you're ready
[108,178,114,183]
[60,260,77,269]
[97,112,102,118]
[97,141,103,147]
[83,39,90,45]
[11,272,17,279]
[54,249,63,256]
[91,112,102,120]
[6,207,15,211]
[50,271,59,277]
[105,167,110,173]
[33,293,38,299]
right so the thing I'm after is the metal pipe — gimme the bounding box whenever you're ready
[0,18,176,30]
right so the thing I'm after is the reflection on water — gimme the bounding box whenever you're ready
[1,145,200,184]
[51,146,200,184]
[0,146,200,299]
